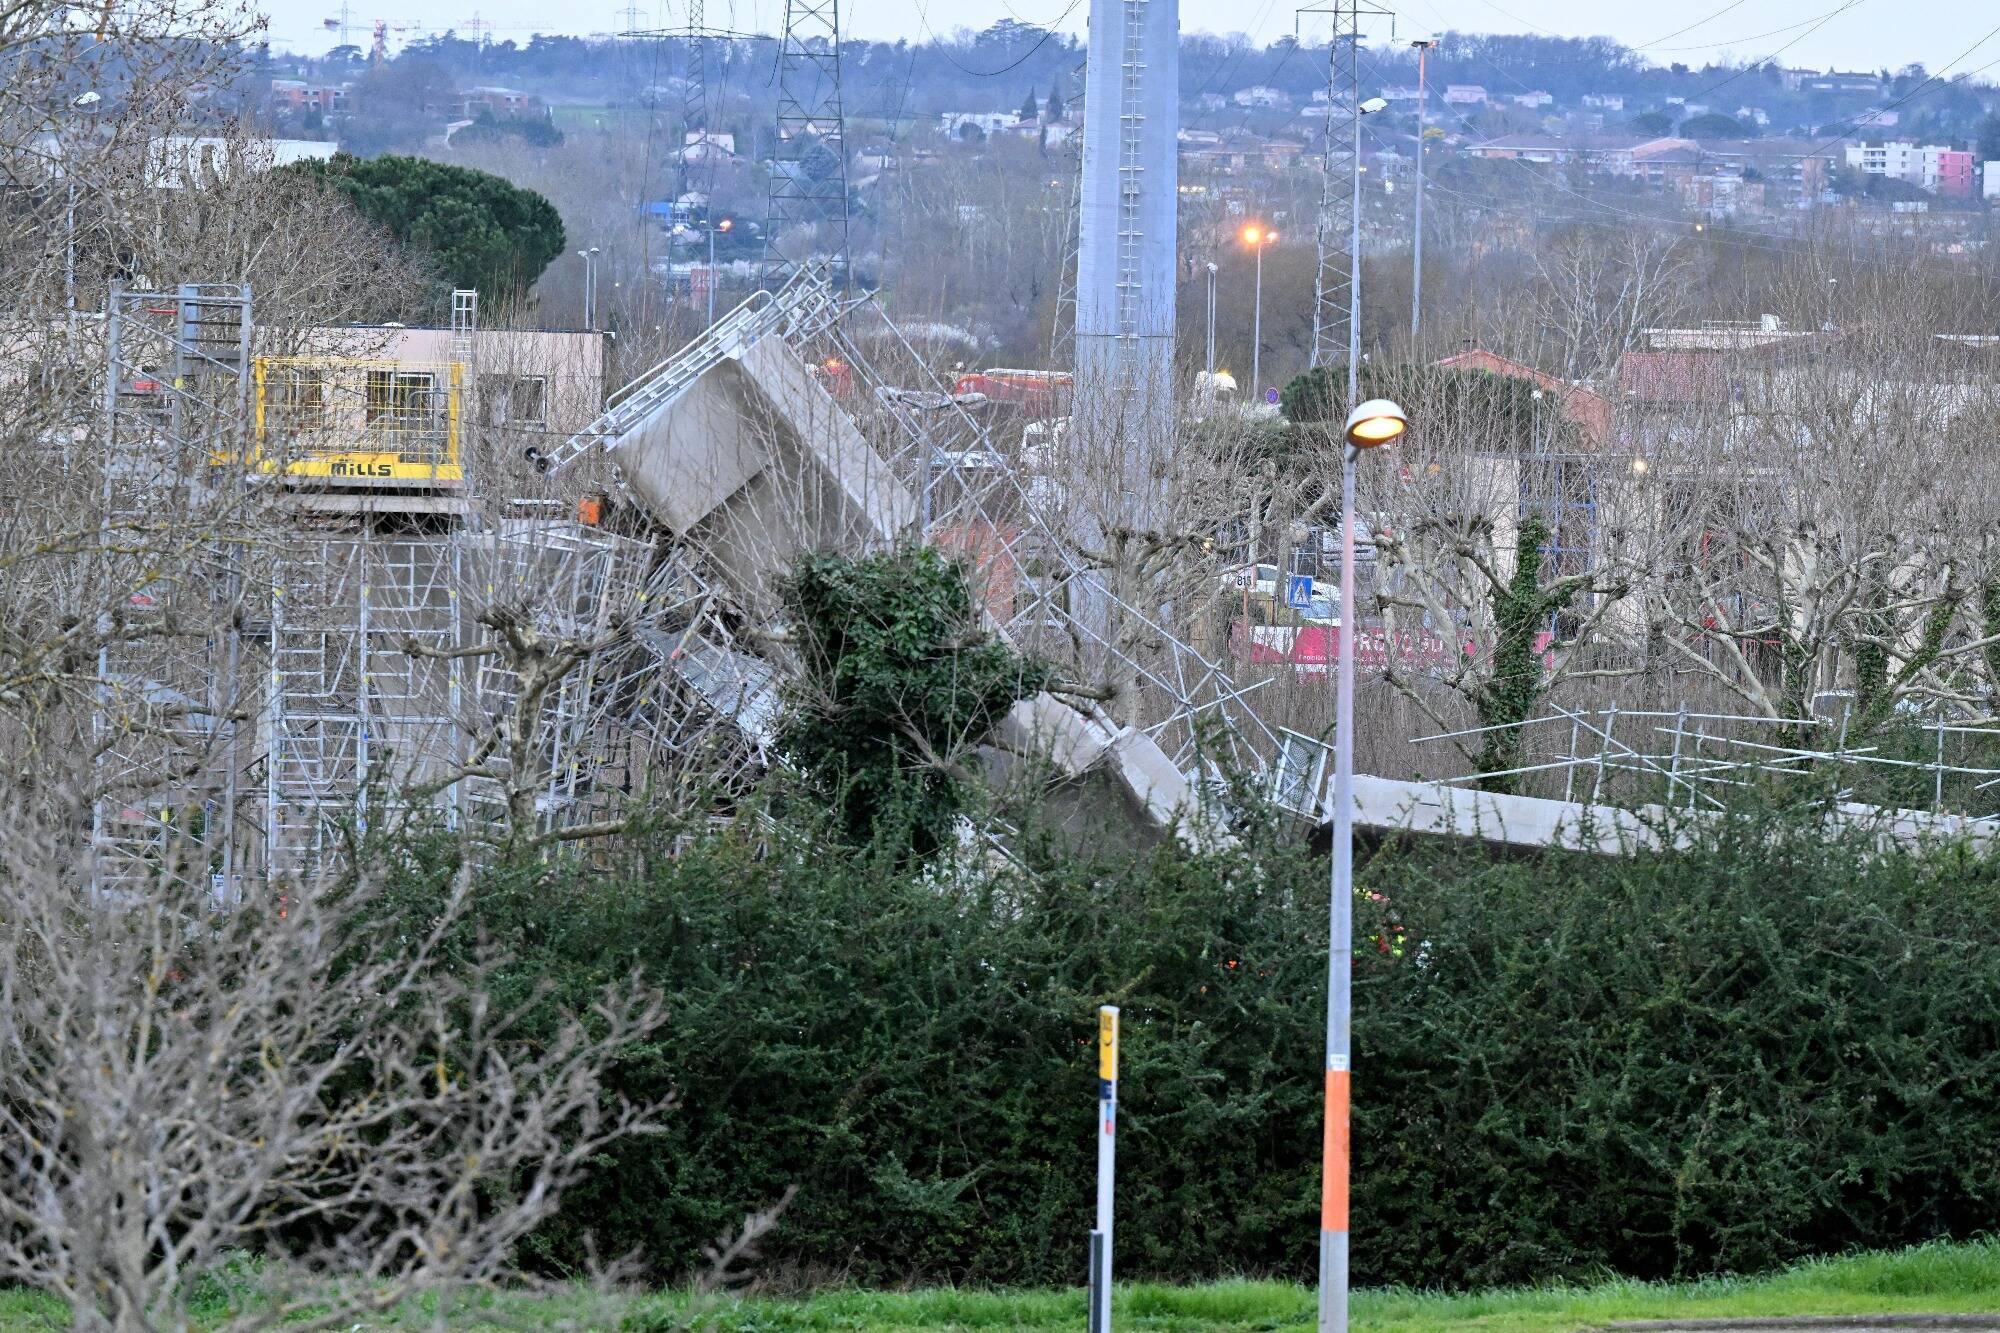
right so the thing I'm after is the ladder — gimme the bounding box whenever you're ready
[526,263,843,476]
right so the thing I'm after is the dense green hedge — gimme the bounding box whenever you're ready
[377,797,2000,1289]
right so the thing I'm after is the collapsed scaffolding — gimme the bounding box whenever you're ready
[89,266,1289,893]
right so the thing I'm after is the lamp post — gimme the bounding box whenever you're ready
[1242,225,1278,403]
[708,216,733,324]
[1322,395,1405,1333]
[577,246,601,329]
[1410,40,1436,339]
[1205,261,1220,377]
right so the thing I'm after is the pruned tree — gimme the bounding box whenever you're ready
[1642,323,2000,744]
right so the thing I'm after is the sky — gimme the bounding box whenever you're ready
[264,0,1988,82]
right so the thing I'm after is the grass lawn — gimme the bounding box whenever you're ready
[7,1239,2000,1330]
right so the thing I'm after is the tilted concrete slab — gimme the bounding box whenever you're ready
[595,324,1215,843]
[1341,773,2000,857]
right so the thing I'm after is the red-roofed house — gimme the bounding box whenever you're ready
[1433,348,1612,446]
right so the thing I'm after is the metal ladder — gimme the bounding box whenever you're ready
[527,264,843,476]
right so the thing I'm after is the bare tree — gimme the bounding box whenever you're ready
[1643,321,2000,742]
[0,811,664,1333]
[1529,226,1695,383]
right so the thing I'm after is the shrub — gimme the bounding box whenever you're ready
[374,792,2000,1289]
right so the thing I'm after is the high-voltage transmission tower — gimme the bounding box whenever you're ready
[676,0,713,209]
[1047,60,1085,367]
[765,0,849,281]
[1304,0,1389,377]
[616,3,718,215]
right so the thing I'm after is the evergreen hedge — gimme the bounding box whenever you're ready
[376,796,2000,1289]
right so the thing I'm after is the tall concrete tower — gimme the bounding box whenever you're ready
[1073,0,1179,534]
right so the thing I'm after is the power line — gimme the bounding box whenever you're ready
[1633,0,1753,52]
[1682,0,1870,101]
[910,0,1083,78]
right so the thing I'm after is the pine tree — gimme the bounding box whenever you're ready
[1019,88,1039,122]
[1045,79,1065,122]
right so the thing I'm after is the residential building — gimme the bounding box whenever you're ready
[460,86,542,118]
[1805,70,1883,93]
[1986,161,2000,201]
[1581,93,1625,111]
[1434,349,1611,445]
[1467,135,1572,163]
[939,111,1012,138]
[269,78,351,113]
[1511,90,1554,108]
[1233,85,1291,109]
[678,130,738,166]
[1443,84,1489,105]
[1843,141,1976,195]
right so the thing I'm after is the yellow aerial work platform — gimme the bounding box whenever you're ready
[223,357,466,486]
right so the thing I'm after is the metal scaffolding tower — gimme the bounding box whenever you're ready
[765,0,849,280]
[93,284,254,898]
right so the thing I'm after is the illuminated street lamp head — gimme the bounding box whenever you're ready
[1242,225,1276,247]
[717,217,733,232]
[1344,397,1408,449]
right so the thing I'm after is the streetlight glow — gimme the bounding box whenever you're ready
[1344,398,1407,448]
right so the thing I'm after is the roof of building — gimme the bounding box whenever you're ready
[1613,351,1736,403]
[1433,349,1612,444]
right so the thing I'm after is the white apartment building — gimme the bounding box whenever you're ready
[1843,140,1970,193]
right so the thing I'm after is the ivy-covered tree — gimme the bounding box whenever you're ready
[777,546,1052,863]
[279,152,566,303]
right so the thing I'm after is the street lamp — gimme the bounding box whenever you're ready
[1242,225,1278,403]
[708,216,733,324]
[577,246,601,329]
[1410,40,1437,339]
[1320,393,1404,1333]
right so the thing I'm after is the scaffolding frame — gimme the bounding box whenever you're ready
[93,284,255,900]
[546,264,1284,781]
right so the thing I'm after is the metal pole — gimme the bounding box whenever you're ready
[1320,443,1356,1333]
[1410,41,1431,339]
[65,180,77,316]
[1205,262,1218,377]
[708,225,718,325]
[1090,1005,1119,1333]
[1251,243,1264,403]
[1322,16,1364,1333]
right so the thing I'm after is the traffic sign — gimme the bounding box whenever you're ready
[1286,574,1314,610]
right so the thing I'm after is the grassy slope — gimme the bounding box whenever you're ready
[5,1240,1998,1330]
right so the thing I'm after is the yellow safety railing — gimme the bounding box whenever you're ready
[223,357,464,485]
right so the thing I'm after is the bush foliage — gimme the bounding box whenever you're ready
[376,795,2000,1290]
[776,546,1052,862]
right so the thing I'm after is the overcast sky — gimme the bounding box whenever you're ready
[264,0,1987,84]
